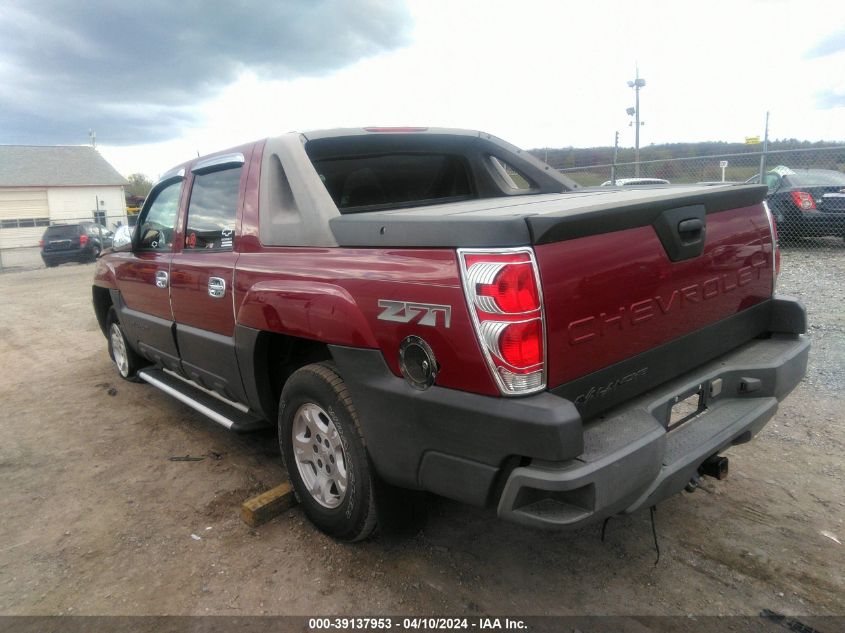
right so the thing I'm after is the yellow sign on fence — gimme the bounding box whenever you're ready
[745,136,761,145]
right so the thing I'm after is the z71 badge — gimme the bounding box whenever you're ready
[377,300,452,328]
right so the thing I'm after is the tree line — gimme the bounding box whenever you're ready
[530,139,845,170]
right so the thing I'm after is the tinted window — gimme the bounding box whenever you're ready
[313,154,471,211]
[784,171,845,187]
[86,223,112,237]
[43,225,81,239]
[184,166,242,250]
[137,181,182,250]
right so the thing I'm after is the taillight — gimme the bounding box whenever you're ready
[790,191,816,211]
[79,234,89,245]
[458,248,546,395]
[763,201,780,292]
[38,239,44,248]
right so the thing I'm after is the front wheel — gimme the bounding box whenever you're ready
[106,308,144,380]
[279,362,378,542]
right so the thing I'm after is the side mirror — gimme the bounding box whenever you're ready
[112,225,134,250]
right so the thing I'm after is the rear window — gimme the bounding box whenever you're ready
[43,225,80,239]
[312,153,472,212]
[784,171,845,187]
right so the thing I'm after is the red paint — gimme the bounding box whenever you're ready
[234,248,498,395]
[536,204,774,388]
[113,250,174,320]
[170,251,238,335]
[94,135,775,401]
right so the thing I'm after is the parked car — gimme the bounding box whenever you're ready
[40,222,113,267]
[600,177,670,186]
[92,128,807,541]
[749,166,845,240]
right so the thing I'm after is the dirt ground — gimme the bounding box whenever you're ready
[0,246,843,617]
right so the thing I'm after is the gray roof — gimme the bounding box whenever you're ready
[0,145,128,187]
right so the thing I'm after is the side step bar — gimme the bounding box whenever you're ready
[138,368,267,433]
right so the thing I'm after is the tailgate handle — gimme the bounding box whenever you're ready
[678,218,704,242]
[652,204,706,262]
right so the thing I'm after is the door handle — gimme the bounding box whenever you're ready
[155,270,169,288]
[208,277,226,298]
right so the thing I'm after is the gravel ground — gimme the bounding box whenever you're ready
[0,246,842,617]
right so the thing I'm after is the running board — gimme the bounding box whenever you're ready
[137,368,267,433]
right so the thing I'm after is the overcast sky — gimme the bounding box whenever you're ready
[1,0,843,178]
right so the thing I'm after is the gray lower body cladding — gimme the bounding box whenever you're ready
[498,332,808,529]
[329,296,808,530]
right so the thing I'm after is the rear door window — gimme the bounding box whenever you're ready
[184,166,242,250]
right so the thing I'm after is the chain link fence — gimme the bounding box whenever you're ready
[556,146,845,250]
[3,147,843,270]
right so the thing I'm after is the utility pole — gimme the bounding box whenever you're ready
[627,68,646,177]
[758,111,770,183]
[611,131,619,185]
[89,129,96,148]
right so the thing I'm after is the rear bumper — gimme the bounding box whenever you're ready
[777,212,845,236]
[497,331,808,529]
[330,296,808,529]
[41,247,93,264]
[800,213,845,235]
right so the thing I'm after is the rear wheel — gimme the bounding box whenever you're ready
[106,308,144,380]
[279,362,378,542]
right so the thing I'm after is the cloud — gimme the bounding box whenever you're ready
[816,89,845,109]
[805,28,845,58]
[0,0,411,145]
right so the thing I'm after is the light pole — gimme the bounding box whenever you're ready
[627,68,646,177]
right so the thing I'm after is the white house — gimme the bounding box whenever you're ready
[0,145,128,250]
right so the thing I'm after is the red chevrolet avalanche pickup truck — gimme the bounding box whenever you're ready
[92,128,809,541]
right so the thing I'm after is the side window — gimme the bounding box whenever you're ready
[184,166,242,251]
[137,181,182,251]
[489,156,536,191]
[764,173,781,193]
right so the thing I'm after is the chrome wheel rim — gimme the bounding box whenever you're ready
[110,323,129,377]
[291,403,348,509]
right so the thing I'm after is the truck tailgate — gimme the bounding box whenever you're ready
[532,189,775,417]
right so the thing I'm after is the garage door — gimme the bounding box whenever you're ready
[0,189,49,248]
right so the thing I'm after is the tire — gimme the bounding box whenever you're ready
[90,245,101,262]
[279,362,378,542]
[106,307,144,380]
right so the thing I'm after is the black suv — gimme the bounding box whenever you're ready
[40,222,113,267]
